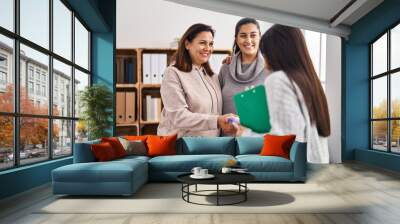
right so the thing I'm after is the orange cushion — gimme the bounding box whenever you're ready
[146,134,177,157]
[91,142,117,161]
[260,134,296,159]
[124,135,148,142]
[101,137,126,158]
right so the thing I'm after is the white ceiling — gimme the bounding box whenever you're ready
[164,0,384,37]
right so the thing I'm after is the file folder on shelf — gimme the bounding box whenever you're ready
[116,91,126,123]
[143,54,151,84]
[125,91,136,123]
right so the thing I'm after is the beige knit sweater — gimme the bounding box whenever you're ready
[157,65,222,138]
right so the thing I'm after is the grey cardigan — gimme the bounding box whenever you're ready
[157,65,222,138]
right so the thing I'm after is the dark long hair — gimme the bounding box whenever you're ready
[232,18,261,54]
[173,23,215,76]
[260,24,330,137]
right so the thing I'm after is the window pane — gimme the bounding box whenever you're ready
[372,121,387,151]
[391,120,400,153]
[20,44,49,115]
[74,69,89,118]
[0,116,13,170]
[20,117,49,165]
[0,0,14,31]
[53,0,72,60]
[0,34,14,112]
[372,77,387,119]
[392,72,400,118]
[53,59,72,117]
[372,33,387,76]
[20,0,49,49]
[75,120,88,143]
[53,119,72,158]
[391,24,400,70]
[75,18,89,70]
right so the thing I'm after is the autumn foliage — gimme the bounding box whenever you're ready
[0,84,59,150]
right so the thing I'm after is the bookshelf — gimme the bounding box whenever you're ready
[115,48,231,135]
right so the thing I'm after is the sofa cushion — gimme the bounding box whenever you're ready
[91,142,118,161]
[260,134,296,159]
[101,137,127,158]
[52,159,147,183]
[148,154,235,172]
[178,137,235,155]
[236,155,293,172]
[236,137,263,155]
[118,138,147,156]
[147,134,177,157]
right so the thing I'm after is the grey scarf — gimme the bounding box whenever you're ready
[228,51,265,84]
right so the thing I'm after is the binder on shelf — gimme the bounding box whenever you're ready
[125,91,136,123]
[143,54,151,84]
[146,95,153,121]
[116,91,126,123]
[158,54,167,83]
[116,58,124,83]
[151,54,158,84]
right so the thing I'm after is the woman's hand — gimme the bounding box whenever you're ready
[218,114,237,135]
[222,55,232,65]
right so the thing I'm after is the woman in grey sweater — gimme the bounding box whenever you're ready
[219,18,270,117]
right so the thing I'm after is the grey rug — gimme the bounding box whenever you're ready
[38,183,362,214]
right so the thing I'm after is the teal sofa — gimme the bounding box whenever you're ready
[52,137,306,196]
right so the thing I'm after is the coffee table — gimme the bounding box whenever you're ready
[177,172,255,206]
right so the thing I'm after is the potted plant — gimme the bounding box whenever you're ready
[79,84,113,140]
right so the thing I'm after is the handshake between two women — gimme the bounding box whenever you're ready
[217,114,242,136]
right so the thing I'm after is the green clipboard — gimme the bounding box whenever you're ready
[233,85,271,133]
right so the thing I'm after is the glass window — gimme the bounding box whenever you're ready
[0,34,13,113]
[0,0,14,31]
[75,120,88,143]
[53,119,72,158]
[20,44,49,115]
[53,59,71,117]
[28,81,33,93]
[53,0,72,60]
[391,72,400,118]
[391,120,400,153]
[74,17,89,70]
[74,69,89,118]
[0,116,13,170]
[372,77,387,119]
[372,34,387,76]
[391,24,400,70]
[19,117,49,165]
[20,0,49,49]
[372,121,388,151]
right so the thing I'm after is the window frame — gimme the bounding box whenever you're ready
[0,0,92,171]
[370,20,400,154]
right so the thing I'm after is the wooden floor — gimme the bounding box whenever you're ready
[1,162,400,224]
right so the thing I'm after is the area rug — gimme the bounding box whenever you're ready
[37,183,362,214]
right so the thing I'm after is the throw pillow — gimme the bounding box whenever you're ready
[101,137,127,158]
[91,142,117,161]
[260,134,296,159]
[118,137,147,156]
[146,134,177,157]
[124,135,148,142]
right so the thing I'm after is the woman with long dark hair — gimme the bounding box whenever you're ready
[238,24,330,163]
[158,23,235,137]
[219,18,269,117]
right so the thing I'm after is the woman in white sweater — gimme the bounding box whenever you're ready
[237,25,331,164]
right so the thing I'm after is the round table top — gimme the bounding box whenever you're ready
[177,172,255,185]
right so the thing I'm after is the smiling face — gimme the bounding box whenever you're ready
[236,23,260,57]
[185,31,214,66]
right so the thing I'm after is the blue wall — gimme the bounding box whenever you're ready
[0,0,116,200]
[343,0,400,171]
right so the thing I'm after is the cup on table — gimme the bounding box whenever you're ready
[191,167,202,176]
[221,167,232,174]
[199,168,208,176]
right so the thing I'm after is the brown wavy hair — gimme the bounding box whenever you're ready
[173,23,215,76]
[260,24,330,137]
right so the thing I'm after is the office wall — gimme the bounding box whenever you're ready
[116,0,272,49]
[344,0,400,171]
[326,35,342,163]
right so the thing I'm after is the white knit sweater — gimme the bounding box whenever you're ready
[242,71,329,164]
